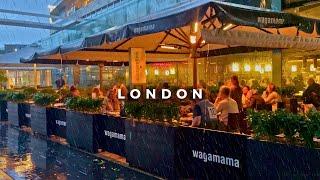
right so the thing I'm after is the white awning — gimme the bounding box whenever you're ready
[202,28,320,50]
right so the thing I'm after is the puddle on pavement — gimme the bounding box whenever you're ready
[0,124,156,179]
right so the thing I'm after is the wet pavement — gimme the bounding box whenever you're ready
[0,123,157,180]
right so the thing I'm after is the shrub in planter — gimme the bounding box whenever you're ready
[22,87,38,100]
[124,100,144,120]
[274,110,301,143]
[6,91,30,127]
[65,97,102,113]
[33,93,58,107]
[247,110,281,141]
[6,91,27,103]
[302,110,320,148]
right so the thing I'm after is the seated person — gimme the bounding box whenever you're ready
[262,83,281,111]
[91,86,104,99]
[303,78,320,108]
[248,89,266,110]
[191,90,215,128]
[70,85,80,97]
[214,86,239,129]
[104,89,120,112]
[242,86,252,109]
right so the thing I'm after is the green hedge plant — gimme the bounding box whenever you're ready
[33,92,58,107]
[6,91,27,103]
[65,97,102,113]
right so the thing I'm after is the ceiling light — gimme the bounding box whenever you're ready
[223,23,234,31]
[190,35,197,44]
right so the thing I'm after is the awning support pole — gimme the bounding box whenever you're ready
[33,63,37,88]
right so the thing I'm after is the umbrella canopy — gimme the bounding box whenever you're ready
[20,0,320,65]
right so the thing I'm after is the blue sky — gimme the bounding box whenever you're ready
[0,0,56,48]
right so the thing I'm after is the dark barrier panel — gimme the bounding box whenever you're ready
[246,139,320,179]
[30,105,53,136]
[175,127,247,179]
[19,103,31,127]
[66,111,100,153]
[7,102,19,127]
[99,116,126,157]
[0,101,8,121]
[125,120,177,178]
[47,108,67,138]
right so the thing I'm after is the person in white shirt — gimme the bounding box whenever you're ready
[214,86,239,129]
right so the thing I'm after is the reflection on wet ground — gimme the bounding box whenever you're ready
[0,123,156,179]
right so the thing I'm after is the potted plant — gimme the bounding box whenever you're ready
[0,90,8,121]
[65,97,103,153]
[6,91,30,127]
[30,92,58,136]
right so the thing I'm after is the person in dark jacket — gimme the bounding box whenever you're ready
[230,75,243,111]
[303,78,320,107]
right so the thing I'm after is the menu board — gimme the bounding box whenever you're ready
[129,48,146,85]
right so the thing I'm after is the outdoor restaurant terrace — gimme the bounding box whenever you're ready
[0,0,320,179]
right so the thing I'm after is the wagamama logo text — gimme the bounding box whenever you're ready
[192,150,240,168]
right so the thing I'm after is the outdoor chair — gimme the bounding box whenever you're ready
[228,113,240,132]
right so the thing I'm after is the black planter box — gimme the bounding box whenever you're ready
[66,111,101,153]
[19,103,31,127]
[30,105,56,136]
[176,127,247,179]
[246,139,320,179]
[98,115,126,157]
[0,100,8,121]
[47,108,67,138]
[125,120,178,178]
[7,102,19,127]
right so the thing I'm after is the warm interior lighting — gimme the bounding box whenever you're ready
[160,44,177,50]
[193,22,199,33]
[223,23,234,31]
[201,40,206,44]
[291,65,297,72]
[310,64,316,71]
[165,70,170,76]
[231,63,240,72]
[244,64,251,72]
[145,70,148,75]
[170,68,176,74]
[255,64,262,72]
[265,64,272,72]
[154,69,159,75]
[190,35,197,44]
